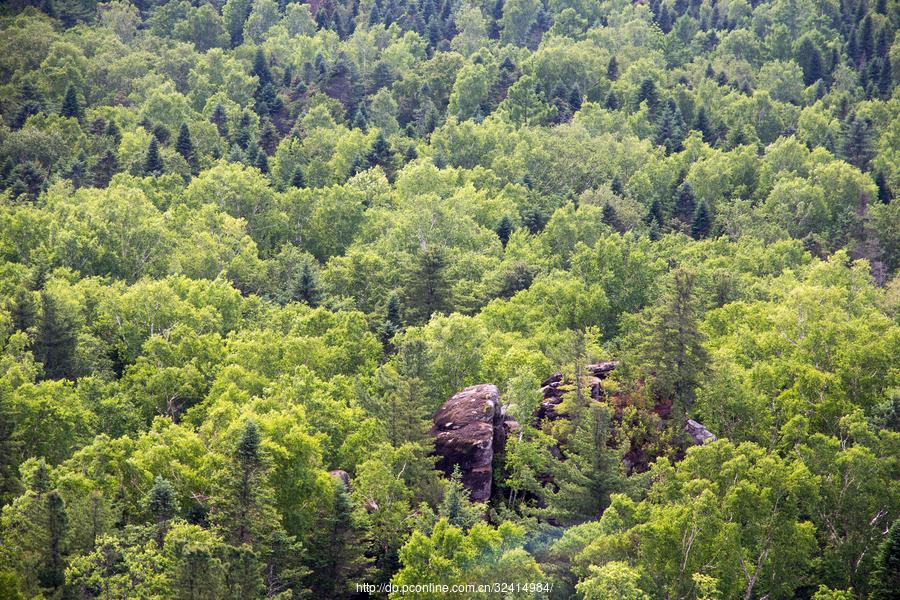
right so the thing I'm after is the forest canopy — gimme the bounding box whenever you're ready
[0,0,898,597]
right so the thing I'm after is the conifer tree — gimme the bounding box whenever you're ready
[144,136,164,175]
[674,182,696,223]
[293,262,319,306]
[691,199,711,239]
[870,519,900,599]
[438,467,482,532]
[291,167,306,188]
[35,292,77,380]
[60,86,81,120]
[602,202,622,232]
[147,476,179,548]
[495,215,513,247]
[365,132,395,179]
[607,55,618,80]
[211,103,229,138]
[175,123,196,170]
[404,245,450,322]
[380,292,402,350]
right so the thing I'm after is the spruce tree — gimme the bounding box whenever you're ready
[293,262,319,306]
[37,491,67,590]
[691,199,711,239]
[380,292,402,349]
[674,182,696,223]
[92,149,119,188]
[875,172,892,204]
[60,86,81,120]
[147,476,179,548]
[291,167,306,188]
[694,106,711,142]
[365,132,395,179]
[438,467,482,531]
[606,56,618,80]
[404,245,451,323]
[637,268,708,418]
[144,136,164,175]
[175,123,196,170]
[495,215,513,247]
[839,114,874,169]
[211,103,229,138]
[602,202,622,232]
[105,118,121,144]
[253,150,269,174]
[35,292,77,380]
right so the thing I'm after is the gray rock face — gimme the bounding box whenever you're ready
[430,384,505,502]
[684,419,717,445]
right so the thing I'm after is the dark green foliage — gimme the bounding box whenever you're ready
[870,520,900,599]
[380,292,402,348]
[91,149,119,188]
[144,136,164,175]
[403,245,450,323]
[147,476,179,546]
[60,86,81,120]
[293,262,319,306]
[37,491,67,590]
[495,215,513,247]
[674,183,696,223]
[176,122,196,169]
[365,132,395,179]
[839,114,874,169]
[291,167,306,188]
[211,103,229,138]
[875,172,892,204]
[601,202,622,232]
[607,56,618,80]
[691,199,711,239]
[35,292,77,380]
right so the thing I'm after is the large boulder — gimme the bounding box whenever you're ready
[430,384,505,502]
[684,419,717,445]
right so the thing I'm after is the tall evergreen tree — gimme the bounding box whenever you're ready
[635,269,708,418]
[211,103,229,139]
[365,132,395,179]
[495,215,513,247]
[674,182,697,223]
[379,292,402,349]
[60,86,81,120]
[839,114,874,169]
[291,167,306,188]
[870,519,900,599]
[293,262,319,306]
[602,202,622,232]
[175,123,196,170]
[607,56,619,80]
[404,245,451,322]
[146,476,179,548]
[35,292,77,380]
[144,136,164,176]
[691,199,711,239]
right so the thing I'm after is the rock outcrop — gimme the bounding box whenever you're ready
[534,362,618,424]
[430,384,509,502]
[684,419,717,445]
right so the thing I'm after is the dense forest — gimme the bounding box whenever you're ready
[0,0,898,597]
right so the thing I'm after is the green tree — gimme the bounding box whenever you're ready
[691,200,711,239]
[144,136,164,176]
[403,245,451,323]
[60,86,81,120]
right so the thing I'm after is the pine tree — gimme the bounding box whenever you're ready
[175,123,196,169]
[691,199,711,239]
[211,103,229,138]
[568,84,583,113]
[637,78,659,112]
[404,245,450,323]
[694,106,711,142]
[602,202,622,232]
[605,90,620,110]
[306,479,370,598]
[365,132,395,179]
[33,487,68,591]
[253,150,269,174]
[293,262,319,306]
[144,136,164,176]
[607,56,618,80]
[495,215,513,247]
[839,113,874,169]
[92,149,119,188]
[644,199,664,229]
[35,292,77,380]
[146,476,179,548]
[438,467,482,532]
[674,182,696,223]
[379,292,403,350]
[637,269,708,418]
[60,86,81,120]
[105,118,121,144]
[291,167,306,188]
